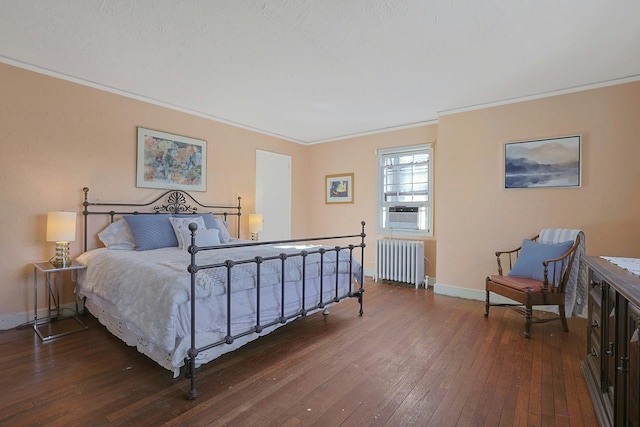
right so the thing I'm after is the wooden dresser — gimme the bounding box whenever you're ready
[582,256,640,427]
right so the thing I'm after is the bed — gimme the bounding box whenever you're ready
[76,187,365,399]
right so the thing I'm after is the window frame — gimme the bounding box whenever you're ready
[376,144,433,237]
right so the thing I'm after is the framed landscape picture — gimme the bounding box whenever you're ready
[136,127,207,192]
[325,173,354,204]
[504,135,581,189]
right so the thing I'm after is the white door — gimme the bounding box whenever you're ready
[255,150,291,241]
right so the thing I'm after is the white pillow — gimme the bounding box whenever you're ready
[195,228,221,247]
[169,216,206,250]
[97,219,136,250]
[215,218,232,243]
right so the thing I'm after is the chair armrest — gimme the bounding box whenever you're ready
[540,236,580,291]
[495,249,519,276]
[494,235,539,276]
[494,247,522,257]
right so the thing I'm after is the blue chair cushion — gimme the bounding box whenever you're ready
[508,239,574,283]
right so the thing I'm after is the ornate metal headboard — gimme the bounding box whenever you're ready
[82,187,241,251]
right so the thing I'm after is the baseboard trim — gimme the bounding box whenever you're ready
[0,302,80,331]
[433,282,518,304]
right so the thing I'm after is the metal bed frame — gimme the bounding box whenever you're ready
[82,187,242,250]
[81,187,366,399]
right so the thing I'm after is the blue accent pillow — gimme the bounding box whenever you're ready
[123,214,178,251]
[173,213,219,232]
[508,239,574,283]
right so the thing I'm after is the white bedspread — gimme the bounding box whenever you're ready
[77,247,193,352]
[76,244,361,354]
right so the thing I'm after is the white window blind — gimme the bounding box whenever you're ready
[377,144,432,236]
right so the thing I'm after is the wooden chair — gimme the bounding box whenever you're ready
[484,234,581,338]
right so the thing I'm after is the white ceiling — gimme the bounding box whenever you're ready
[1,1,639,144]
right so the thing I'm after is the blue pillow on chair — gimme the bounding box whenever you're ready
[508,239,574,283]
[123,214,178,251]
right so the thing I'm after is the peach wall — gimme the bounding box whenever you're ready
[435,81,640,296]
[305,126,438,277]
[2,60,639,329]
[0,63,308,327]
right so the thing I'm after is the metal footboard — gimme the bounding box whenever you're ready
[185,221,366,400]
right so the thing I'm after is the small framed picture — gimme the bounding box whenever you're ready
[325,173,354,204]
[136,127,207,192]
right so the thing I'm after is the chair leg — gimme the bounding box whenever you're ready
[524,305,532,338]
[559,304,569,332]
[484,288,490,317]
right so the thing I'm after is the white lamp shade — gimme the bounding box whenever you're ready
[249,214,263,233]
[46,211,77,242]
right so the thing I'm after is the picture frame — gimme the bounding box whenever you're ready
[136,127,207,192]
[504,135,581,189]
[325,173,354,204]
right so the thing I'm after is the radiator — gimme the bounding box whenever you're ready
[375,239,425,289]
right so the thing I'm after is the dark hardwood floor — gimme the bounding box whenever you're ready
[0,280,597,426]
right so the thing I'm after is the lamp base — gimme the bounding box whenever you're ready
[50,259,71,268]
[51,241,71,268]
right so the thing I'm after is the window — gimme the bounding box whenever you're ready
[377,144,432,236]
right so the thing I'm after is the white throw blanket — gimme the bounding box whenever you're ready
[539,228,586,317]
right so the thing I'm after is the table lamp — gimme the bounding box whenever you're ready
[46,211,77,267]
[249,213,263,241]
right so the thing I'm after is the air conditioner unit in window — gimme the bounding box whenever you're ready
[388,206,419,229]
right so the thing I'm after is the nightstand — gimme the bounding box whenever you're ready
[33,261,88,341]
